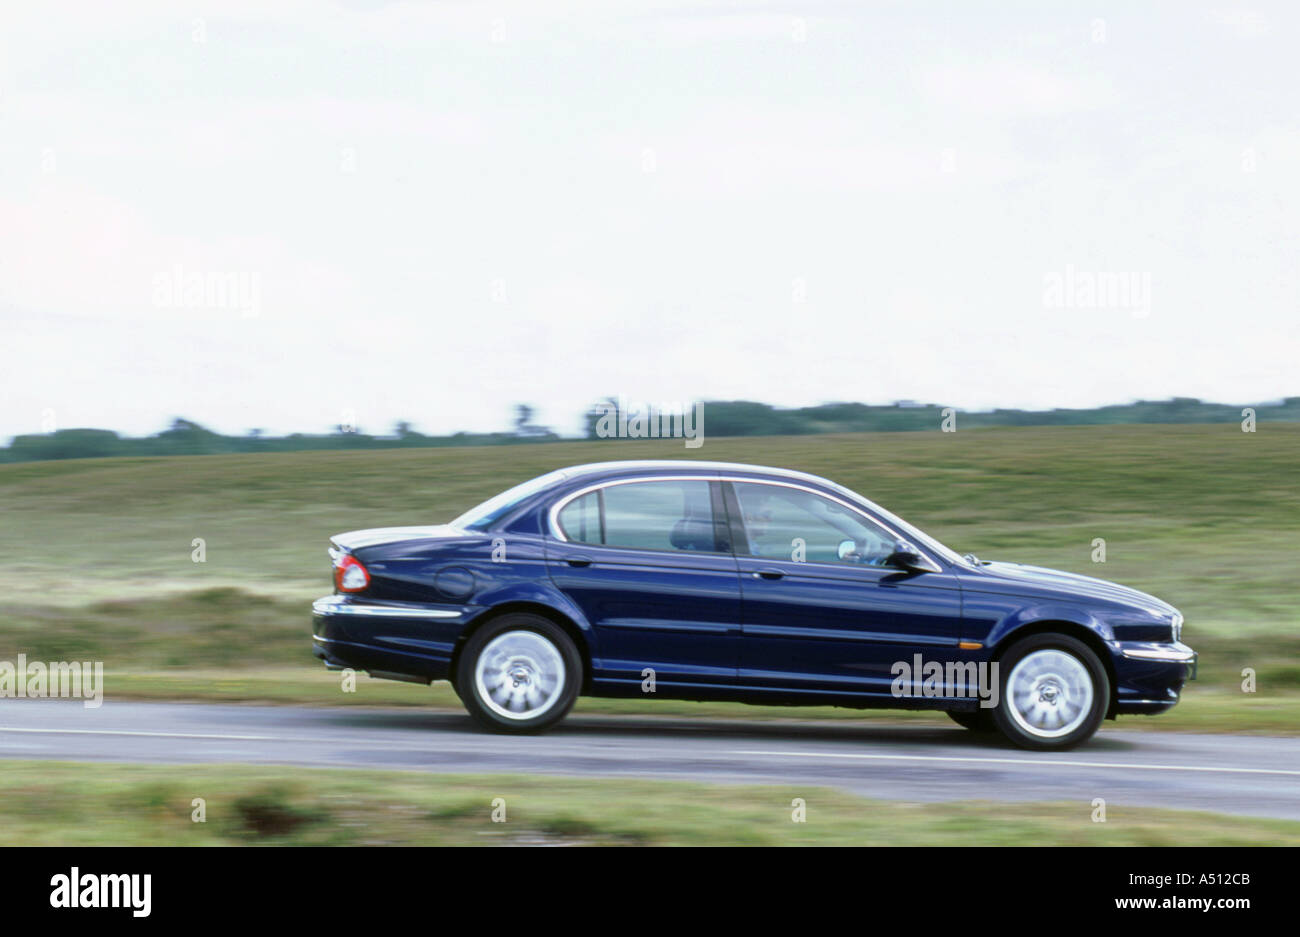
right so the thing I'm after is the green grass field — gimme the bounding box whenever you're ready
[2,760,1296,846]
[3,423,1298,727]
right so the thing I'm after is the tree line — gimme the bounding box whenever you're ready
[4,397,1296,463]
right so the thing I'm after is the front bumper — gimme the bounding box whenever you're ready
[1112,640,1196,715]
[1118,640,1197,679]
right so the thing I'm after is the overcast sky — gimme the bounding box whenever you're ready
[2,1,1297,440]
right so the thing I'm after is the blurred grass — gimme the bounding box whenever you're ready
[1,760,1297,846]
[1,424,1297,727]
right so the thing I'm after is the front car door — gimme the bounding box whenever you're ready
[726,479,964,699]
[545,477,742,692]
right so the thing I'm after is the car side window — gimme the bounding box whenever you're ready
[733,482,898,566]
[557,480,719,553]
[557,491,602,544]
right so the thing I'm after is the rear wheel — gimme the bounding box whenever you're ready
[457,613,581,734]
[991,634,1109,750]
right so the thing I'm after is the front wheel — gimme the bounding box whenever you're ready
[457,614,581,734]
[991,634,1109,751]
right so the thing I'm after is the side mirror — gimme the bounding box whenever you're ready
[885,540,930,572]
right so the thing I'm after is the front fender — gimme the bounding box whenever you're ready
[975,600,1112,651]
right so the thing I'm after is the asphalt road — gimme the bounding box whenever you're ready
[4,700,1300,821]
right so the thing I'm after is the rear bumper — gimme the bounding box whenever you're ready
[311,594,467,682]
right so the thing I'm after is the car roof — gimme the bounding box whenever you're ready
[554,460,832,486]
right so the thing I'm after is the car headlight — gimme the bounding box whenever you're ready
[1171,612,1183,643]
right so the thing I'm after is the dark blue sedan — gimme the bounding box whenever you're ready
[312,461,1196,750]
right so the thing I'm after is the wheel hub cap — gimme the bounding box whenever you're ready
[1006,649,1094,739]
[474,630,566,721]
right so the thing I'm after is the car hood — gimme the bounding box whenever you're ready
[330,525,464,551]
[968,561,1175,618]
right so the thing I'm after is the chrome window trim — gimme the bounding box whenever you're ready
[547,475,945,572]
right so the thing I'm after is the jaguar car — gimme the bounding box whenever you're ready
[311,460,1196,750]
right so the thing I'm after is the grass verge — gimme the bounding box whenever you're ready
[1,760,1296,846]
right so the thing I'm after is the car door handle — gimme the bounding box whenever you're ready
[566,556,593,568]
[753,569,784,580]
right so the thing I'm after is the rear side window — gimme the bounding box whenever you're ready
[557,491,602,543]
[556,480,719,552]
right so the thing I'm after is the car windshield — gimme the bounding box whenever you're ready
[451,470,567,531]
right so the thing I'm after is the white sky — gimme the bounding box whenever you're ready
[2,1,1297,440]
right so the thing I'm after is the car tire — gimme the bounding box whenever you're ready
[991,634,1109,751]
[457,613,581,734]
[947,709,995,732]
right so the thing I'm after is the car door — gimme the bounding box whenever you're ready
[546,478,742,689]
[726,480,964,697]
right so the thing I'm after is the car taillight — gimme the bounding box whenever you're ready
[334,553,370,593]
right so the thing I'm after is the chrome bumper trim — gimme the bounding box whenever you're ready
[312,597,463,619]
[1119,643,1196,663]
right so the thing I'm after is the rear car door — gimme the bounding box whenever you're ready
[546,478,742,689]
[726,480,964,697]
